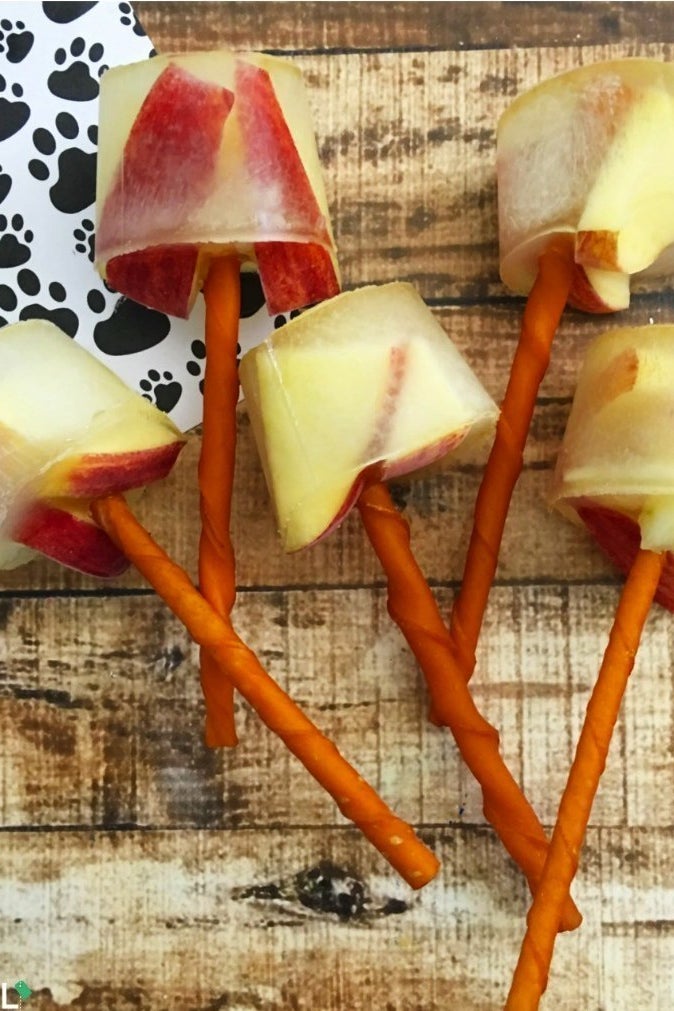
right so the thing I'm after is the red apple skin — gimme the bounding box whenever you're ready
[235,60,340,313]
[298,432,469,551]
[381,430,468,482]
[576,502,674,611]
[567,264,616,314]
[12,502,130,578]
[98,65,234,253]
[105,246,200,319]
[254,241,339,316]
[97,63,234,315]
[45,440,185,499]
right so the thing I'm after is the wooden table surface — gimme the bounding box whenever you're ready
[2,3,674,1009]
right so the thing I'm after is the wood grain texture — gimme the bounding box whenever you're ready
[3,4,674,1010]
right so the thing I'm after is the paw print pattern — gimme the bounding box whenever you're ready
[140,369,183,414]
[0,213,33,268]
[73,217,95,261]
[118,2,147,38]
[0,19,34,64]
[42,3,98,25]
[28,112,97,214]
[0,75,29,141]
[88,288,171,356]
[47,37,108,102]
[18,275,78,337]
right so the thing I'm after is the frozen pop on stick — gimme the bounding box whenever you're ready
[95,51,339,317]
[0,320,438,890]
[449,58,674,685]
[239,283,582,929]
[0,319,184,578]
[240,283,497,552]
[96,50,340,746]
[506,324,672,1009]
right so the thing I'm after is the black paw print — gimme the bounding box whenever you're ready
[118,2,147,37]
[47,37,108,102]
[186,338,207,394]
[42,3,98,25]
[0,265,39,317]
[18,275,78,337]
[140,369,182,414]
[273,308,302,330]
[73,217,95,261]
[0,213,32,268]
[240,272,266,319]
[87,288,171,356]
[0,75,29,141]
[0,166,11,204]
[0,19,34,63]
[28,112,97,214]
[0,260,37,311]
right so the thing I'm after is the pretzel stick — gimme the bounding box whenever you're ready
[199,255,242,747]
[92,493,441,889]
[449,239,574,681]
[358,482,581,929]
[505,547,664,1009]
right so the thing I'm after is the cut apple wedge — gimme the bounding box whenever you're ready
[551,323,674,604]
[239,283,498,551]
[96,50,339,317]
[497,58,674,312]
[0,320,185,577]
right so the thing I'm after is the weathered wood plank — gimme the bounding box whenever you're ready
[0,587,670,832]
[0,826,671,1010]
[135,2,674,54]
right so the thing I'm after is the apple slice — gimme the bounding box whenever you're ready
[551,323,674,608]
[497,59,674,313]
[96,51,339,318]
[11,499,129,578]
[239,283,498,552]
[233,59,339,313]
[0,320,185,576]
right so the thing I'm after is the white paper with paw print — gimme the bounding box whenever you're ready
[0,0,281,433]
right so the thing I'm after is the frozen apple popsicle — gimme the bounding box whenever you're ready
[506,325,670,1009]
[0,320,438,890]
[240,283,497,551]
[239,283,582,930]
[96,49,341,747]
[449,58,674,686]
[95,50,339,317]
[0,319,184,578]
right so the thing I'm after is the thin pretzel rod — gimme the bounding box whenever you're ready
[450,239,575,681]
[358,482,581,930]
[93,493,441,889]
[199,255,241,747]
[505,547,664,1010]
